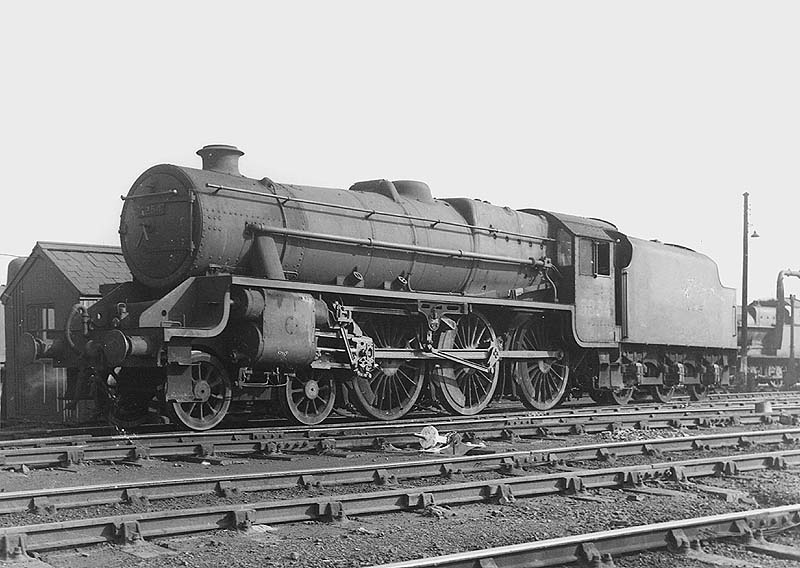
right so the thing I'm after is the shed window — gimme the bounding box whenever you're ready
[26,304,56,337]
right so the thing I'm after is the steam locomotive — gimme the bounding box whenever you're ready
[741,272,800,388]
[24,145,738,430]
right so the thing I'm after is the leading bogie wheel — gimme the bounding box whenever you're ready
[169,351,232,431]
[282,371,336,425]
[509,319,570,411]
[107,367,161,429]
[434,312,499,416]
[349,315,426,420]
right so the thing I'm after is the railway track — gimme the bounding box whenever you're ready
[1,430,799,558]
[0,403,797,470]
[369,505,800,567]
[1,390,798,443]
[0,427,799,517]
[1,400,799,470]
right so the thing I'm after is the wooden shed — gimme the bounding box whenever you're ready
[1,242,130,425]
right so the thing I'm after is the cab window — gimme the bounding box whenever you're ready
[579,238,611,277]
[595,242,611,276]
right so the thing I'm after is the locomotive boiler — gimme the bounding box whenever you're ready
[25,145,739,430]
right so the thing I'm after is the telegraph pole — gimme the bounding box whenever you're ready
[741,192,750,384]
[790,294,796,387]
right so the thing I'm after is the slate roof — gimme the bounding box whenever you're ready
[2,242,131,301]
[39,242,131,296]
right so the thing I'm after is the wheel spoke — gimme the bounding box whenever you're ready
[511,320,568,411]
[436,313,498,415]
[350,315,425,420]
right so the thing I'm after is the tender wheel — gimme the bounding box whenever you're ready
[169,351,232,431]
[282,371,336,425]
[509,319,569,411]
[650,385,675,403]
[434,312,499,415]
[687,384,709,401]
[606,387,634,405]
[588,388,609,404]
[350,316,425,420]
[642,363,674,403]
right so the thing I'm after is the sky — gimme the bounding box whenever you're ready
[0,1,798,301]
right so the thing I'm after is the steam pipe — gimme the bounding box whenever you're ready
[246,223,542,267]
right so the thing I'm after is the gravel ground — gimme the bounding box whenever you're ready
[0,421,796,568]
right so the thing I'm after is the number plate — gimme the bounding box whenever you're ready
[139,202,166,217]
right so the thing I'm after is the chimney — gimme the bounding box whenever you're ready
[196,144,244,176]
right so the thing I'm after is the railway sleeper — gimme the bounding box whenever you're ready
[300,474,322,489]
[685,483,756,505]
[0,534,27,562]
[231,509,257,531]
[62,448,84,466]
[490,484,515,505]
[622,470,644,487]
[561,475,584,494]
[577,542,615,568]
[373,469,398,486]
[596,448,616,462]
[114,520,143,545]
[129,445,151,462]
[667,528,747,565]
[406,492,435,509]
[769,455,788,470]
[500,428,521,443]
[499,457,528,477]
[216,481,242,498]
[31,497,56,516]
[746,534,800,561]
[317,500,346,521]
[124,488,150,508]
[642,444,662,457]
[439,464,465,481]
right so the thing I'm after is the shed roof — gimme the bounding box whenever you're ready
[1,242,130,302]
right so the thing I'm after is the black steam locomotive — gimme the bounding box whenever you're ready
[24,145,738,430]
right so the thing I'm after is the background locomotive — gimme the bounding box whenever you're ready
[741,271,800,388]
[23,145,738,430]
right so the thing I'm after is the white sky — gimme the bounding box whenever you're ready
[1,1,798,301]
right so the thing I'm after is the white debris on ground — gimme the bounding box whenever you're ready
[414,425,487,454]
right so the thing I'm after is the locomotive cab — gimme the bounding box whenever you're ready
[521,210,620,347]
